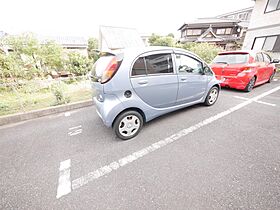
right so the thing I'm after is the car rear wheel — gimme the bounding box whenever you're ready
[244,76,256,92]
[113,110,143,140]
[268,71,275,83]
[204,86,219,106]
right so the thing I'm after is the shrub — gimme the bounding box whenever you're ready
[66,52,93,76]
[50,82,70,105]
[179,43,222,63]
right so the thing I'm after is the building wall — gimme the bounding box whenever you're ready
[243,0,280,59]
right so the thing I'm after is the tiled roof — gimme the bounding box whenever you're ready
[100,26,145,50]
[38,35,88,47]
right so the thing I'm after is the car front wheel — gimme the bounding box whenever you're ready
[113,110,143,140]
[204,86,219,106]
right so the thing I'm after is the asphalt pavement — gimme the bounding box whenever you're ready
[0,80,280,210]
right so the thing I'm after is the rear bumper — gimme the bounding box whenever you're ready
[93,94,123,127]
[217,75,250,90]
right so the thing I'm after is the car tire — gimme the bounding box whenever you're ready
[268,71,275,83]
[204,86,219,106]
[113,110,143,140]
[244,76,256,92]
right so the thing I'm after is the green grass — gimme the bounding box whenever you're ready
[0,81,93,116]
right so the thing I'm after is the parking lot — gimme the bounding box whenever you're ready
[1,80,280,209]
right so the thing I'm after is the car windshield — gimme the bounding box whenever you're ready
[212,54,249,64]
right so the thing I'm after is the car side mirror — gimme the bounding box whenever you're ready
[202,66,212,75]
[272,59,280,63]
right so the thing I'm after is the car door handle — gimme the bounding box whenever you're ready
[138,80,148,85]
[180,77,187,81]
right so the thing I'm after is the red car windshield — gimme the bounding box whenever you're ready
[212,54,249,65]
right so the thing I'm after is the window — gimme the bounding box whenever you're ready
[262,36,278,51]
[216,28,232,35]
[252,35,280,52]
[145,54,173,74]
[132,53,174,76]
[132,57,146,76]
[265,0,280,13]
[225,28,232,35]
[263,53,271,63]
[274,36,280,51]
[175,54,203,75]
[212,54,249,64]
[255,53,264,62]
[252,37,266,51]
[186,29,202,36]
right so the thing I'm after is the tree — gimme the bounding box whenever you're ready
[167,33,175,38]
[66,52,92,76]
[148,34,175,47]
[39,40,64,71]
[88,37,99,62]
[180,42,221,63]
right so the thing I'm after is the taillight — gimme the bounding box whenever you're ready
[238,66,253,76]
[101,57,121,84]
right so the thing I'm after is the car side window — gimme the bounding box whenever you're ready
[132,57,146,76]
[175,54,203,75]
[262,53,271,64]
[145,54,173,75]
[255,53,264,62]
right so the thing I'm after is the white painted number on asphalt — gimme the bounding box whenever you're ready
[68,125,83,136]
[56,85,280,199]
[65,112,71,117]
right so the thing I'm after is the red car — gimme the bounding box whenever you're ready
[210,51,279,92]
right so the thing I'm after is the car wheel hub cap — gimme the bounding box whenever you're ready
[119,115,140,137]
[208,89,218,104]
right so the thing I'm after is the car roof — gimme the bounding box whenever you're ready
[116,46,204,61]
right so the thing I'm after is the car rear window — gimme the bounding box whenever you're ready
[212,53,249,64]
[132,57,146,76]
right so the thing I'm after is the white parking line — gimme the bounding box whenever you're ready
[234,96,276,107]
[57,85,280,199]
[255,100,276,107]
[56,159,71,199]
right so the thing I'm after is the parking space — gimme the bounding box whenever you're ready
[0,81,280,209]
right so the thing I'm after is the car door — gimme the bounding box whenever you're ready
[130,51,179,108]
[262,53,274,81]
[174,53,208,105]
[255,53,266,83]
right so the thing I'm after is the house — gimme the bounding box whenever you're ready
[99,26,145,52]
[39,36,88,56]
[0,31,9,54]
[178,7,253,50]
[141,34,151,47]
[242,0,280,60]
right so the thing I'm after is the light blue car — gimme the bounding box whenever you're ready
[91,47,220,140]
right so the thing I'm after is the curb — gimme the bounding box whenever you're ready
[0,100,93,126]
